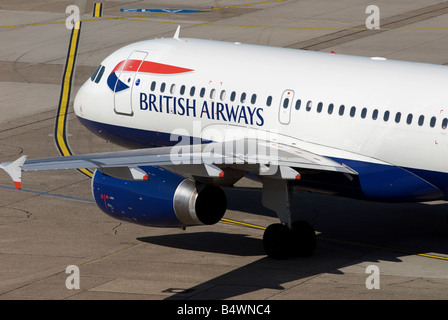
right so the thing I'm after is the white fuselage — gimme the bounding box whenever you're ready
[74,37,448,200]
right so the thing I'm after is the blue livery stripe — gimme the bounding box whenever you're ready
[329,157,445,202]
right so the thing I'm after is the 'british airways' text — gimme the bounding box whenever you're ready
[139,93,264,126]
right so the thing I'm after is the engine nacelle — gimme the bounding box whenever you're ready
[92,166,227,228]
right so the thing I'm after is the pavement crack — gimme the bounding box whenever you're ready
[112,223,122,235]
[9,206,32,219]
[0,206,34,225]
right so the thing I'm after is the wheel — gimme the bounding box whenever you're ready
[291,221,316,257]
[263,223,292,259]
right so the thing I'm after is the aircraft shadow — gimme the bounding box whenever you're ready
[138,232,265,257]
[138,187,448,300]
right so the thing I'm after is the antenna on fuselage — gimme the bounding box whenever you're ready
[173,25,181,40]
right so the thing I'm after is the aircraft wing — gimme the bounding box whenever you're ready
[0,138,357,189]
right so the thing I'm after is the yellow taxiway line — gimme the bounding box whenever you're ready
[55,20,93,178]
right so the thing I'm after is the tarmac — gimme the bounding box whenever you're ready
[1,0,448,301]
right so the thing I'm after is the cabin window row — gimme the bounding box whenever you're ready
[150,81,254,104]
[148,80,275,107]
[294,99,448,129]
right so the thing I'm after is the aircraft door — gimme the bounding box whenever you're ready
[279,89,294,125]
[114,51,148,116]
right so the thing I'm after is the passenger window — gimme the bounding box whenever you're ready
[306,101,312,111]
[266,96,272,106]
[150,81,156,91]
[295,99,301,110]
[241,92,246,103]
[361,108,367,118]
[383,111,390,121]
[350,106,356,117]
[372,109,378,120]
[283,98,290,108]
[317,102,323,113]
[339,104,345,116]
[231,91,236,102]
[210,89,216,99]
[220,90,226,100]
[160,82,166,93]
[406,114,413,125]
[170,84,176,94]
[418,115,424,126]
[190,86,196,97]
[430,116,436,128]
[442,118,448,129]
[180,85,186,95]
[395,112,401,123]
[200,87,206,98]
[251,94,257,104]
[328,103,334,114]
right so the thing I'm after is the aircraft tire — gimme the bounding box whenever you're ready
[291,221,316,257]
[263,223,292,259]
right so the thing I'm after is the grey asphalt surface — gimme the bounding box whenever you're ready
[0,0,447,300]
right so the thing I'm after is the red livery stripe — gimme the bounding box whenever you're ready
[112,60,193,74]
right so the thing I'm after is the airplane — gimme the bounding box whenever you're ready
[2,27,448,259]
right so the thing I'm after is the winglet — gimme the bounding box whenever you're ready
[0,155,27,189]
[173,25,181,40]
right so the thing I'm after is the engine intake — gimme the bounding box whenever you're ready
[92,166,227,228]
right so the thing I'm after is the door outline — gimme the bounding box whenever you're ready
[114,50,148,116]
[278,89,294,125]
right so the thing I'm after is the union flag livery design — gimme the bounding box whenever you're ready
[107,59,194,92]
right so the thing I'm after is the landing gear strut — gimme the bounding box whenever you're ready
[262,178,316,259]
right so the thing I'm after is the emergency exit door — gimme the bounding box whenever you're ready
[278,90,294,125]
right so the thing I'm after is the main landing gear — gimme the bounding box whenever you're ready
[263,221,316,259]
[262,178,316,259]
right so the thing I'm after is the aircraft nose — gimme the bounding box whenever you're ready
[74,81,88,118]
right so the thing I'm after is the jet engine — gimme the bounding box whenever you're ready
[91,166,227,228]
